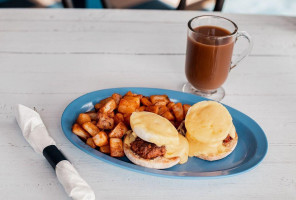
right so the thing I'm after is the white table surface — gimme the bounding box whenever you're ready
[0,9,295,200]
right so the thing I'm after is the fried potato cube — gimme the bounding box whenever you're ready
[150,95,169,105]
[125,91,142,99]
[167,102,175,110]
[91,121,97,125]
[94,97,112,110]
[86,138,96,148]
[145,105,159,114]
[72,123,90,140]
[183,104,191,116]
[111,93,122,105]
[93,131,108,147]
[76,113,91,125]
[110,138,124,157]
[108,111,115,118]
[124,113,132,127]
[161,111,175,121]
[118,98,139,114]
[97,113,114,130]
[99,98,116,114]
[172,102,184,122]
[124,96,140,107]
[134,94,143,99]
[82,122,100,137]
[94,103,103,111]
[125,91,134,96]
[109,122,128,138]
[154,101,167,106]
[141,97,152,106]
[114,113,124,125]
[87,112,97,121]
[158,105,168,115]
[100,145,110,154]
[136,106,146,112]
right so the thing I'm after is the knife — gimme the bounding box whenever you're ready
[15,104,95,200]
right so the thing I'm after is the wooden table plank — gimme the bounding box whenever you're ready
[0,10,295,56]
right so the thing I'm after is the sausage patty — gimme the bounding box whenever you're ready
[130,137,166,159]
[223,134,233,144]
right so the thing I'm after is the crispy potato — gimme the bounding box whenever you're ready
[93,131,108,147]
[150,95,169,105]
[134,94,143,99]
[118,98,138,114]
[161,111,175,121]
[87,112,98,121]
[72,123,90,140]
[86,138,96,148]
[94,97,113,110]
[167,102,175,110]
[110,138,124,157]
[91,121,97,125]
[123,113,132,127]
[114,113,124,125]
[145,105,159,114]
[124,96,140,107]
[140,97,152,106]
[76,113,91,125]
[172,102,184,122]
[125,91,143,99]
[108,111,115,118]
[183,104,191,116]
[100,98,116,114]
[157,105,168,115]
[82,122,100,137]
[94,103,103,111]
[111,93,122,105]
[100,145,110,154]
[109,122,128,138]
[125,91,134,96]
[136,106,146,112]
[154,101,167,106]
[97,113,114,130]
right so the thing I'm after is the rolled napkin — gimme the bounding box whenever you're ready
[15,104,95,200]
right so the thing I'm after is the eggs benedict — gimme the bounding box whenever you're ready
[124,111,189,169]
[185,101,238,161]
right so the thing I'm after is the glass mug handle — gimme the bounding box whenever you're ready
[230,31,254,70]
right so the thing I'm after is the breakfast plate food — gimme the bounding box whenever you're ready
[61,87,268,178]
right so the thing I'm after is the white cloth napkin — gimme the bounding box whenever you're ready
[15,104,95,200]
[15,104,56,153]
[56,160,96,200]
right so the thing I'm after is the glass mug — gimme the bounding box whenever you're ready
[183,15,253,101]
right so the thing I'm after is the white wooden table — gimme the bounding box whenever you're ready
[1,9,295,200]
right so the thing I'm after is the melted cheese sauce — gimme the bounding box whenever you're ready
[186,125,235,157]
[185,101,233,143]
[186,134,224,156]
[124,132,137,145]
[130,112,179,148]
[164,134,189,164]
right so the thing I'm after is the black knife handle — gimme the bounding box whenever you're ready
[43,145,68,169]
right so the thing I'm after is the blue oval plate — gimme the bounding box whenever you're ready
[61,87,268,179]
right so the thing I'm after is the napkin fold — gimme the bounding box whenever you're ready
[15,104,56,153]
[15,104,95,200]
[56,160,95,200]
